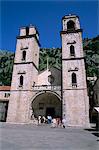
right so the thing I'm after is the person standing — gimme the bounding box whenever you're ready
[38,115,41,125]
[47,115,52,124]
[51,118,57,128]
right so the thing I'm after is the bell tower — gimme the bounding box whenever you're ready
[7,25,40,123]
[61,14,89,127]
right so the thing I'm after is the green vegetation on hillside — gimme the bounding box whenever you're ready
[0,36,99,86]
[83,36,99,77]
[0,50,14,85]
[39,48,61,71]
[83,36,99,97]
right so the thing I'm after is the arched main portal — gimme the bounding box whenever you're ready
[31,92,62,118]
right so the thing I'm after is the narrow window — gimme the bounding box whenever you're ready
[70,45,75,56]
[26,27,29,35]
[67,20,75,31]
[20,75,23,86]
[22,51,26,61]
[72,73,77,87]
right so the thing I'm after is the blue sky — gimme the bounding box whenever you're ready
[0,0,98,52]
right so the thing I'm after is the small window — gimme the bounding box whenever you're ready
[20,75,23,86]
[67,20,75,31]
[22,51,26,61]
[70,45,75,56]
[72,73,77,87]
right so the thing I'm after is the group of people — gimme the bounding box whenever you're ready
[38,115,53,124]
[37,115,66,128]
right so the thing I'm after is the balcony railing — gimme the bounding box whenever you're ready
[32,85,61,91]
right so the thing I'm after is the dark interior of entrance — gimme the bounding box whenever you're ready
[46,107,55,118]
[0,101,9,122]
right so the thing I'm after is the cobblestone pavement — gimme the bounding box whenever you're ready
[0,123,98,150]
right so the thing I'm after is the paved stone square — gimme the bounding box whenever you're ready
[0,123,98,150]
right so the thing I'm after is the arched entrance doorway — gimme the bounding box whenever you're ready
[31,92,62,118]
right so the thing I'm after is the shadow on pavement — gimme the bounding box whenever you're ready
[85,127,99,137]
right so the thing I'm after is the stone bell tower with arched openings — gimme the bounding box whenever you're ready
[61,14,89,127]
[7,25,40,123]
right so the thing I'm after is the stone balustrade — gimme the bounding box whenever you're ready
[32,85,61,91]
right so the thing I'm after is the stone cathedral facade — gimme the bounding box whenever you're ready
[0,14,90,127]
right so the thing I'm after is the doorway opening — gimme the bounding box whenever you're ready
[0,101,9,122]
[46,107,55,118]
[31,92,62,119]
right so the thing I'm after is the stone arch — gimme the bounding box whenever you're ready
[30,91,62,119]
[31,91,61,103]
